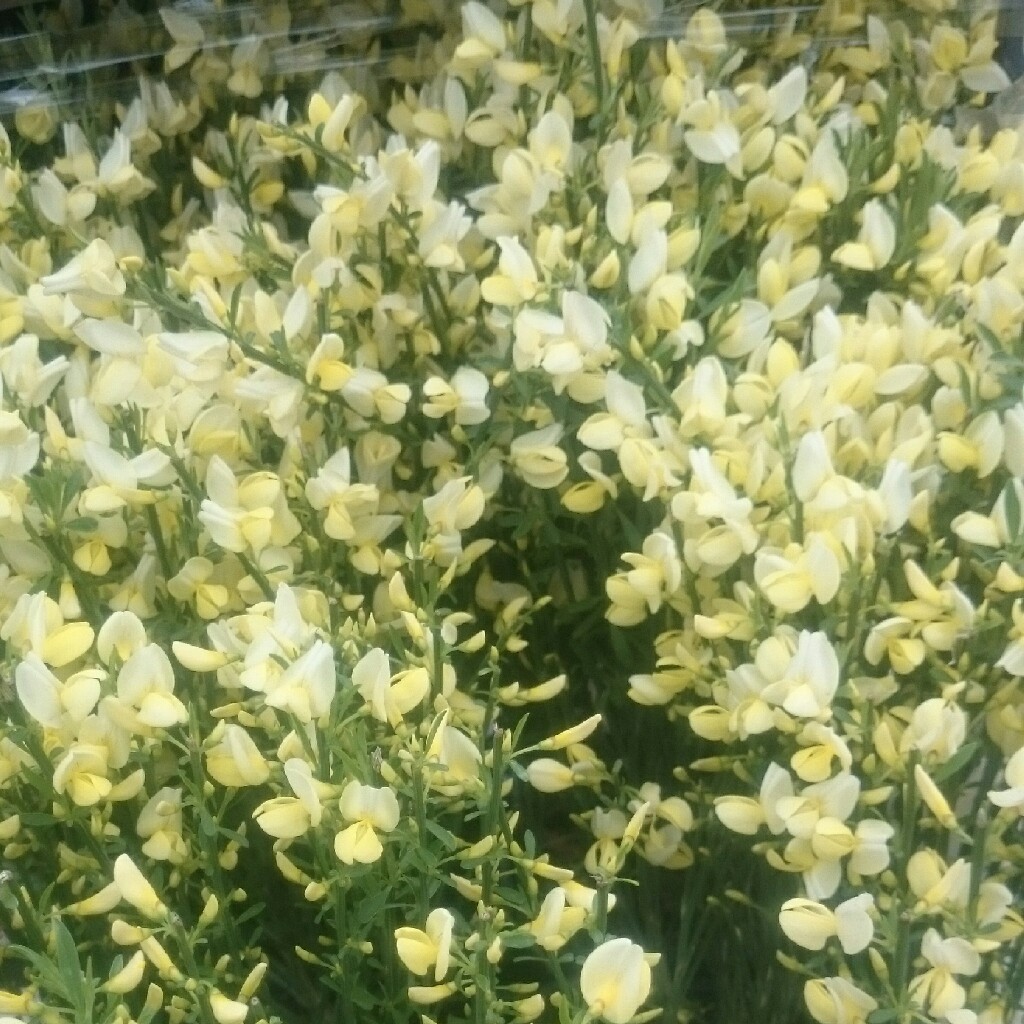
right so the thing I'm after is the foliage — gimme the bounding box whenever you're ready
[0,2,1022,1024]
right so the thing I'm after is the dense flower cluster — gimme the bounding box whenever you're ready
[0,1,1022,1023]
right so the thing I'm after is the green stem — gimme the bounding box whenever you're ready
[582,0,605,110]
[473,728,505,1024]
[892,755,920,1010]
[168,916,219,1024]
[331,890,356,1022]
[967,756,1000,922]
[421,274,448,358]
[412,765,430,917]
[237,552,275,601]
[592,881,609,938]
[520,4,533,59]
[480,728,505,906]
[145,504,175,583]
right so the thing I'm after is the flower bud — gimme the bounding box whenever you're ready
[114,854,168,921]
[103,950,147,994]
[538,714,602,751]
[914,764,958,830]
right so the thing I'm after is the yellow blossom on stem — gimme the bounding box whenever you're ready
[334,780,400,864]
[579,937,653,1024]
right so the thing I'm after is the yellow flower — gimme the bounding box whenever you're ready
[395,907,455,980]
[804,976,877,1024]
[579,937,653,1024]
[39,238,126,312]
[779,893,873,954]
[53,744,112,806]
[537,714,602,751]
[509,424,569,490]
[15,654,100,729]
[160,6,203,71]
[1,592,95,667]
[334,780,400,864]
[914,764,958,830]
[989,745,1024,811]
[352,647,430,727]
[137,787,187,863]
[67,880,122,916]
[908,850,970,912]
[482,236,540,306]
[199,457,301,555]
[407,983,457,1004]
[139,935,181,981]
[527,887,586,951]
[205,724,271,788]
[833,200,897,271]
[754,537,842,614]
[605,531,682,626]
[102,950,147,994]
[114,853,169,922]
[115,644,188,730]
[909,928,980,1019]
[422,367,491,426]
[425,716,483,795]
[682,90,742,170]
[210,991,249,1024]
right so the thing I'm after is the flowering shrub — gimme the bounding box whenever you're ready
[0,1,1023,1023]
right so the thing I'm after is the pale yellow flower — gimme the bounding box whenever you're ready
[137,787,187,863]
[254,758,325,839]
[53,743,113,806]
[988,745,1024,811]
[335,780,400,864]
[205,724,271,788]
[114,853,169,921]
[909,928,981,1019]
[914,764,958,830]
[352,647,430,727]
[199,457,301,554]
[754,537,842,613]
[15,653,100,730]
[606,531,682,626]
[102,950,147,994]
[804,976,877,1024]
[833,200,896,272]
[210,991,249,1024]
[908,850,970,912]
[160,6,204,71]
[114,644,188,731]
[395,907,455,981]
[509,424,568,489]
[779,893,873,954]
[527,887,586,951]
[579,937,652,1024]
[423,368,490,425]
[525,758,576,793]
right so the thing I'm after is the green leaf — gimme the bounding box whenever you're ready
[424,819,458,851]
[352,889,388,927]
[7,941,66,995]
[932,742,980,783]
[523,829,536,859]
[64,517,98,533]
[866,1010,898,1024]
[54,919,82,986]
[1003,481,1022,543]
